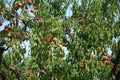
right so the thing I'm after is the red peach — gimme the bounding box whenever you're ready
[24,35,29,40]
[35,15,40,21]
[45,38,51,43]
[40,70,45,75]
[102,55,108,61]
[30,8,35,13]
[21,1,26,6]
[53,37,57,43]
[5,28,9,33]
[28,0,32,5]
[106,61,111,65]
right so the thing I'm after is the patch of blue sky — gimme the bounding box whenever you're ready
[0,21,10,31]
[3,0,13,8]
[65,3,73,18]
[20,40,31,57]
[65,0,82,18]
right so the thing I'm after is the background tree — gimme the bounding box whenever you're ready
[0,0,120,80]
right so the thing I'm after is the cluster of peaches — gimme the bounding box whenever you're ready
[14,0,41,21]
[0,0,41,40]
[41,37,63,48]
[14,0,33,11]
[101,54,114,67]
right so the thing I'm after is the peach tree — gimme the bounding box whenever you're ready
[0,0,120,80]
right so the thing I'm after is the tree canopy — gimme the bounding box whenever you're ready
[0,0,120,80]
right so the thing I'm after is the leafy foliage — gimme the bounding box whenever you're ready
[0,0,120,80]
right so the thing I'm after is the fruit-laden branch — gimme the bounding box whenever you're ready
[110,45,120,80]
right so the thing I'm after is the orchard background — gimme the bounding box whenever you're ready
[0,0,120,80]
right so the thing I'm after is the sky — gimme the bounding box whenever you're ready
[66,0,82,17]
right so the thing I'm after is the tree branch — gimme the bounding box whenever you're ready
[2,61,22,80]
[0,46,5,66]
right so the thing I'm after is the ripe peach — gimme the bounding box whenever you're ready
[24,35,29,40]
[45,38,51,43]
[28,0,32,5]
[35,15,41,21]
[5,28,9,33]
[30,8,35,13]
[102,55,108,61]
[40,70,45,75]
[21,1,26,6]
[53,37,57,43]
[106,61,111,65]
